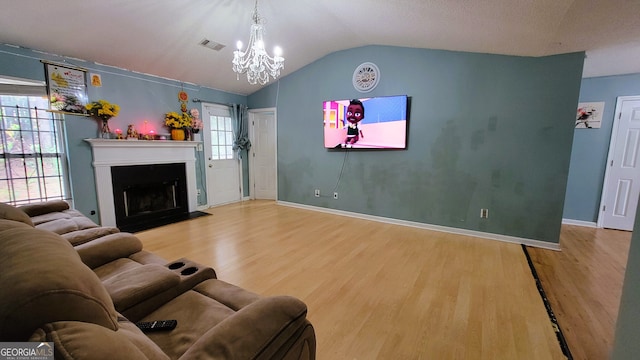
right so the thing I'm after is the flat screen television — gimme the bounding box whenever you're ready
[323,94,408,149]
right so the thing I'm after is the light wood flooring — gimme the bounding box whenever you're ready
[527,225,632,360]
[136,200,573,359]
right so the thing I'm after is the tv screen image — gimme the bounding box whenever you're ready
[323,94,408,149]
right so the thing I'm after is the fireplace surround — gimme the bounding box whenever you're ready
[86,139,198,228]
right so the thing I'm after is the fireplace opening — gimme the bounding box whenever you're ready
[112,163,189,232]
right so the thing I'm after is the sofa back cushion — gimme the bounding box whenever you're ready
[0,202,33,226]
[0,227,118,340]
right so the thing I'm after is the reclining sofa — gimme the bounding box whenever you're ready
[0,201,316,359]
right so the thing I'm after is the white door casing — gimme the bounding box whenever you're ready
[599,96,640,231]
[249,109,277,200]
[203,103,241,207]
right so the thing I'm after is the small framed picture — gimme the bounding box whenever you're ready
[90,73,102,87]
[576,102,605,129]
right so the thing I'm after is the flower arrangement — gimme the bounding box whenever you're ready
[85,99,120,120]
[164,111,193,129]
[190,108,203,133]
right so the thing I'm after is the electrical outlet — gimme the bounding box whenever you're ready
[197,189,202,196]
[333,192,338,199]
[314,189,320,197]
[480,209,489,218]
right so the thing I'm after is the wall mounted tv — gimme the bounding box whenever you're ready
[323,94,408,149]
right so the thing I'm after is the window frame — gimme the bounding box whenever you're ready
[206,104,235,161]
[0,94,71,206]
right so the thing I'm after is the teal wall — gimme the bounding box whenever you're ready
[612,199,640,359]
[249,46,585,243]
[563,73,640,223]
[0,44,246,223]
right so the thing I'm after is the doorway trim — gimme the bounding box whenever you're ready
[597,95,640,229]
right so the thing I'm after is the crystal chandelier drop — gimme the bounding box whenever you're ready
[232,0,285,85]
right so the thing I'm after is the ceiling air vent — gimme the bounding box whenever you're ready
[199,39,225,51]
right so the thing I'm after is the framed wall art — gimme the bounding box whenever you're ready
[42,61,89,114]
[576,102,605,129]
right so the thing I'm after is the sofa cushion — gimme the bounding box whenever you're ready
[0,228,118,341]
[61,226,121,246]
[35,216,100,235]
[103,264,180,313]
[180,295,309,360]
[29,208,87,226]
[18,200,70,217]
[142,282,309,360]
[0,202,33,226]
[29,321,169,360]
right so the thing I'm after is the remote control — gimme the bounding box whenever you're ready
[136,320,177,332]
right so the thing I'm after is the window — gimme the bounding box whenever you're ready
[0,95,70,205]
[206,105,234,160]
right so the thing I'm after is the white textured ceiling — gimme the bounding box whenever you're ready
[1,0,639,95]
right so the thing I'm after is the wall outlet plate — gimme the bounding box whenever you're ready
[314,189,320,197]
[334,192,338,199]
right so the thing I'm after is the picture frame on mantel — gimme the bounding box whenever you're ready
[42,60,89,115]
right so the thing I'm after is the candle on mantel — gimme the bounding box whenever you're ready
[115,128,123,140]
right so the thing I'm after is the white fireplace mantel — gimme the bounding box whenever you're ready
[85,139,199,227]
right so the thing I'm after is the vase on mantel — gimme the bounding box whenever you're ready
[99,118,112,139]
[170,128,185,141]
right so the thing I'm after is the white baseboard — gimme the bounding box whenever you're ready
[277,201,561,251]
[562,218,597,228]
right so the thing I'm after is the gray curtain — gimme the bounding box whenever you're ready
[230,104,251,157]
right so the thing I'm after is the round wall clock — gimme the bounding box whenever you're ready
[352,62,380,93]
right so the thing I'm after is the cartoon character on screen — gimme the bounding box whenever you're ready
[343,99,365,148]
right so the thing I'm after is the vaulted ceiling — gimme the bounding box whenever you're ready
[2,0,639,95]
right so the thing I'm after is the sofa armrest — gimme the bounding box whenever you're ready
[30,321,169,360]
[179,296,309,360]
[18,200,70,217]
[75,233,143,269]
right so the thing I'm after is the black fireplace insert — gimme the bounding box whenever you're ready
[111,163,189,232]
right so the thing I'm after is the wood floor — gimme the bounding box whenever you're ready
[527,224,631,360]
[135,200,572,359]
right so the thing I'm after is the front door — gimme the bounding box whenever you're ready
[599,96,640,230]
[203,103,241,207]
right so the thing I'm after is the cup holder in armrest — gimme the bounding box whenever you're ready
[168,262,186,270]
[165,258,217,292]
[180,266,198,276]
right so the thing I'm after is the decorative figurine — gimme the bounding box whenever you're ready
[126,124,138,140]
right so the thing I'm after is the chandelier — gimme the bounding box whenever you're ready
[232,0,285,85]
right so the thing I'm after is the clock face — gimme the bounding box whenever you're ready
[352,62,380,93]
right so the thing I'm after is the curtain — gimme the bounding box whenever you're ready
[230,104,251,157]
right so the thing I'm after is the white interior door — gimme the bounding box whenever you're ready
[203,103,241,207]
[599,96,640,231]
[249,109,277,200]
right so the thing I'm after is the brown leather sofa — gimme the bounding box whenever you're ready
[0,201,316,359]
